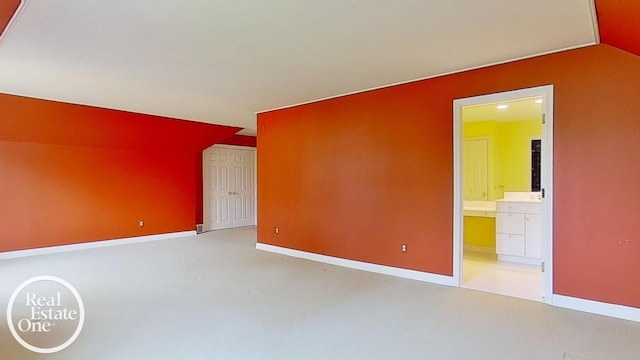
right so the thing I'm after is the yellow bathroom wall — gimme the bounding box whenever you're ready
[496,119,541,193]
[463,119,541,198]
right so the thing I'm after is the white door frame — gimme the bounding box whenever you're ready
[452,85,554,303]
[202,144,257,231]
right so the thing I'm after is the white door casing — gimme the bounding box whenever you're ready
[453,85,554,304]
[203,145,256,231]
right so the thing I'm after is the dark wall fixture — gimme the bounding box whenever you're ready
[531,139,541,192]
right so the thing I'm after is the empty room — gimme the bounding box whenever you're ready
[2,1,640,359]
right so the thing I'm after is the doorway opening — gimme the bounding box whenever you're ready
[453,86,554,303]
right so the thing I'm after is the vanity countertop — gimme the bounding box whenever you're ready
[463,200,496,217]
[495,198,541,203]
[496,191,542,203]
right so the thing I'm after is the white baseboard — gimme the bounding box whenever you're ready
[0,231,196,260]
[256,243,456,286]
[552,294,640,322]
[255,244,640,323]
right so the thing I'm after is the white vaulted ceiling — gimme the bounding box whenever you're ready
[0,1,598,134]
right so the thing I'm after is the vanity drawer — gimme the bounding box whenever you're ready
[496,233,525,256]
[496,212,525,234]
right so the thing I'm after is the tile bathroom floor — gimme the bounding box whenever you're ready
[462,251,543,302]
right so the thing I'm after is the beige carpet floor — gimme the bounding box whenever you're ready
[1,227,639,359]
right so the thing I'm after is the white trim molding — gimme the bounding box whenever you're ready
[0,231,196,260]
[453,85,555,304]
[589,0,600,44]
[552,295,640,323]
[257,46,593,116]
[256,243,457,286]
[255,244,640,322]
[210,144,256,151]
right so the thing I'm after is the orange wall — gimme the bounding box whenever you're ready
[258,44,640,308]
[596,0,640,57]
[0,142,196,250]
[220,135,257,148]
[0,0,20,38]
[0,93,240,251]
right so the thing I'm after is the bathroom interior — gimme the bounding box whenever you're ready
[462,96,543,301]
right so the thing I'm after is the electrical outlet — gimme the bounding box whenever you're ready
[139,220,144,227]
[274,227,279,234]
[401,244,407,252]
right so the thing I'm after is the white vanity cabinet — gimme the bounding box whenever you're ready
[495,200,541,265]
[524,214,541,259]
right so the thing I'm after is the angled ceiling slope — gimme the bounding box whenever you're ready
[596,0,640,57]
[0,1,598,134]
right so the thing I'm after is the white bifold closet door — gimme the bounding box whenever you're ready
[203,146,256,231]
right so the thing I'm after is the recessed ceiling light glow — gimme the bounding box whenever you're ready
[496,104,508,110]
[534,99,543,104]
